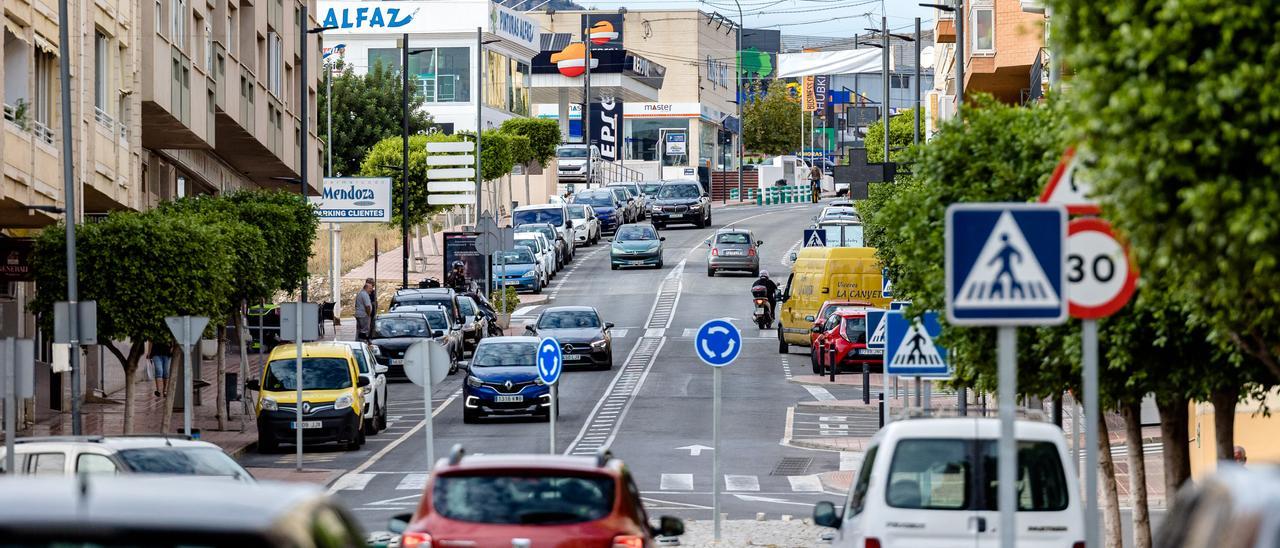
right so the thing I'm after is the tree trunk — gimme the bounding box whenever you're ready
[215,326,226,431]
[1211,384,1240,462]
[1122,402,1152,548]
[104,343,141,434]
[237,301,251,416]
[160,348,180,434]
[1156,395,1192,496]
[1097,414,1124,548]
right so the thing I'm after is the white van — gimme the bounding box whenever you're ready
[513,204,574,261]
[814,418,1083,548]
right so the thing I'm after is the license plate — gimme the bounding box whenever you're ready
[630,260,646,265]
[563,354,584,361]
[863,349,884,355]
[668,213,684,218]
[291,421,323,429]
[494,395,524,403]
[390,358,403,365]
[722,250,744,256]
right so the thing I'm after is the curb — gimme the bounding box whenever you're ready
[788,436,867,452]
[787,376,866,388]
[795,400,882,414]
[817,470,854,494]
[228,441,257,460]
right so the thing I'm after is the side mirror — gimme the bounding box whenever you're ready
[357,376,372,388]
[789,252,798,262]
[245,379,260,391]
[810,325,823,333]
[375,364,389,375]
[804,315,815,322]
[813,501,840,528]
[604,322,615,330]
[659,237,666,242]
[757,240,764,246]
[653,516,685,537]
[433,330,445,337]
[524,325,537,335]
[387,513,413,535]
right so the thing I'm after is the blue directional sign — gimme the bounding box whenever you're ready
[803,229,827,247]
[890,301,911,311]
[866,309,887,350]
[881,268,893,299]
[694,319,742,367]
[884,310,949,377]
[946,203,1067,326]
[537,337,563,385]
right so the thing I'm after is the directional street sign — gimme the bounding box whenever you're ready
[694,319,742,367]
[403,339,452,388]
[803,229,827,248]
[946,203,1068,326]
[866,309,887,350]
[881,268,893,299]
[884,310,949,377]
[1039,146,1100,215]
[537,337,563,385]
[1067,218,1137,319]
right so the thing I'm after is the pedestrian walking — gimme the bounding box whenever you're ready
[146,338,173,397]
[354,281,374,340]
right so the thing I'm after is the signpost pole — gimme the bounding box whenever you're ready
[183,318,195,437]
[295,303,305,471]
[914,376,921,407]
[4,338,15,475]
[712,364,722,542]
[424,363,434,471]
[1082,319,1100,548]
[549,384,558,454]
[997,326,1017,548]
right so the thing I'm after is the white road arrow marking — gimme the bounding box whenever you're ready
[676,444,714,457]
[731,494,814,507]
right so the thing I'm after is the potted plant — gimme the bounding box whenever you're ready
[489,286,520,330]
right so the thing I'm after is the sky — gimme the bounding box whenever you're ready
[576,0,937,38]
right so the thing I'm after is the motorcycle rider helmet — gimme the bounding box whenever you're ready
[452,261,465,269]
[759,270,770,278]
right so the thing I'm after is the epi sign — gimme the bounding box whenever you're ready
[946,203,1067,326]
[310,178,392,222]
[1067,218,1137,319]
[695,319,742,367]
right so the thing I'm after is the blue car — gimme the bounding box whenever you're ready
[463,337,557,423]
[572,188,624,234]
[490,248,543,294]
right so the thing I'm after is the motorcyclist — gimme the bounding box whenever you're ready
[445,261,469,292]
[752,270,779,323]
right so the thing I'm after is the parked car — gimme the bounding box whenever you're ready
[245,342,369,453]
[0,436,254,481]
[390,446,684,547]
[706,227,762,277]
[555,144,592,183]
[608,186,638,224]
[390,288,465,326]
[610,223,666,270]
[334,340,389,435]
[572,188,625,233]
[462,337,556,423]
[640,181,663,198]
[524,306,614,370]
[816,220,866,247]
[649,180,711,228]
[809,309,881,375]
[813,418,1083,548]
[489,247,544,294]
[1155,464,1280,548]
[0,477,365,545]
[454,294,489,351]
[818,206,859,223]
[515,232,556,283]
[459,290,506,337]
[371,307,463,378]
[568,203,601,246]
[609,182,648,220]
[807,300,874,347]
[518,222,571,269]
[513,204,574,262]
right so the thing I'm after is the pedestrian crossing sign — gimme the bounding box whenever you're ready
[946,203,1067,326]
[866,309,887,349]
[884,309,949,377]
[803,229,827,247]
[881,268,893,298]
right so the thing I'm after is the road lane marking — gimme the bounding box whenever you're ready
[511,305,538,316]
[787,475,824,492]
[840,451,864,471]
[803,385,836,401]
[331,473,375,491]
[725,474,761,491]
[326,389,460,494]
[660,473,694,491]
[396,473,427,490]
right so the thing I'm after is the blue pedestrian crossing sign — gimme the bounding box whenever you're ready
[890,301,911,311]
[866,309,887,350]
[803,229,827,247]
[881,269,893,299]
[885,310,949,377]
[537,337,563,385]
[695,319,742,367]
[946,203,1067,326]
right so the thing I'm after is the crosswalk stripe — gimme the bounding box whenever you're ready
[660,473,694,491]
[787,475,824,492]
[396,473,428,490]
[331,473,375,491]
[840,451,864,471]
[725,475,760,492]
[611,329,630,339]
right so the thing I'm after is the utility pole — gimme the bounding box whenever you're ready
[914,17,921,144]
[734,1,743,202]
[582,14,593,188]
[401,33,410,288]
[881,16,890,168]
[476,27,485,216]
[56,0,81,434]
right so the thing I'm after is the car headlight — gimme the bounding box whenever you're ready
[591,338,608,350]
[466,375,483,388]
[522,270,536,278]
[334,394,354,410]
[689,204,703,210]
[261,397,278,411]
[649,204,660,211]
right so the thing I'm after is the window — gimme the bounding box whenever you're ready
[891,74,911,89]
[170,0,185,42]
[972,5,994,53]
[625,119,690,162]
[33,50,55,142]
[978,440,1069,511]
[5,27,33,121]
[264,358,353,391]
[203,19,213,71]
[368,47,470,103]
[432,473,615,524]
[76,453,119,475]
[886,439,970,510]
[227,7,236,55]
[30,452,66,475]
[267,31,282,95]
[847,446,877,516]
[510,60,530,116]
[95,31,111,118]
[484,50,508,110]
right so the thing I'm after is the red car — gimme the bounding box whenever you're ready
[809,310,883,374]
[393,446,684,548]
[806,300,873,347]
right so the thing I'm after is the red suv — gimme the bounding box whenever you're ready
[391,446,684,548]
[806,300,872,348]
[809,310,883,374]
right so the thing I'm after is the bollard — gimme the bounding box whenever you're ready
[878,392,885,428]
[828,345,837,382]
[816,341,825,375]
[862,362,870,404]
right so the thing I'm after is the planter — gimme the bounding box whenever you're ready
[200,339,218,359]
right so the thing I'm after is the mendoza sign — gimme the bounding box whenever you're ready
[310,177,392,222]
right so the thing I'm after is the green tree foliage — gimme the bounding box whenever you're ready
[743,79,802,156]
[499,118,562,167]
[1049,0,1280,381]
[507,134,533,170]
[360,133,465,225]
[864,109,919,164]
[478,129,516,182]
[225,190,318,295]
[317,60,434,176]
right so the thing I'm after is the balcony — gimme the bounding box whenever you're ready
[141,39,212,149]
[935,18,956,44]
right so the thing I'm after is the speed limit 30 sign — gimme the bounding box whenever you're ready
[1067,218,1137,318]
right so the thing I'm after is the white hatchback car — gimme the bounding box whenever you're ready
[568,203,601,246]
[0,436,254,481]
[814,417,1083,548]
[515,232,556,282]
[334,340,388,435]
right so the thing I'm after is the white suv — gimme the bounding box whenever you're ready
[0,436,254,481]
[335,340,389,435]
[814,417,1083,548]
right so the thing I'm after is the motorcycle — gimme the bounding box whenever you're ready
[751,285,775,329]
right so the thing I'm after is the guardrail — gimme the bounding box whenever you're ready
[591,158,644,185]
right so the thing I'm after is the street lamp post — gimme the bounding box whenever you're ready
[582,14,592,188]
[55,0,81,434]
[733,0,743,204]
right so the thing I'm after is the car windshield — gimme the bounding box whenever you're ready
[519,225,557,241]
[716,232,751,245]
[822,207,857,219]
[575,192,615,207]
[393,296,456,317]
[375,316,432,337]
[641,183,661,194]
[537,311,601,329]
[616,225,658,241]
[350,345,370,373]
[568,205,588,218]
[116,447,251,480]
[515,239,541,253]
[263,358,352,391]
[471,341,537,367]
[433,473,615,525]
[843,317,868,344]
[497,249,536,264]
[610,188,630,201]
[822,224,865,247]
[457,298,476,317]
[557,146,588,158]
[657,184,701,199]
[611,186,636,198]
[885,439,1068,511]
[514,209,565,227]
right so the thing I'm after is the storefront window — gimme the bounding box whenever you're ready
[484,50,508,110]
[700,121,717,169]
[367,47,470,103]
[626,118,690,163]
[510,60,530,116]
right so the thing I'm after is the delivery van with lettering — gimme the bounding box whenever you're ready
[777,246,889,353]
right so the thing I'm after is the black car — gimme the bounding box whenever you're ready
[649,180,711,228]
[524,306,614,370]
[391,288,465,326]
[370,309,462,379]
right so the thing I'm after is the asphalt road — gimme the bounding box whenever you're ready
[237,200,842,531]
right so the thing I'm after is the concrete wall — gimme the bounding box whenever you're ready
[1189,389,1280,478]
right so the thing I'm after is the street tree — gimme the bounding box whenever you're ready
[360,133,466,226]
[863,108,919,164]
[742,79,802,156]
[317,60,434,177]
[500,117,562,168]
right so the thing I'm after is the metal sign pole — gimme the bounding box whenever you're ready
[4,338,15,475]
[712,365,722,542]
[296,303,305,471]
[549,384,558,454]
[424,365,434,471]
[997,326,1017,548]
[183,345,194,436]
[1082,319,1100,548]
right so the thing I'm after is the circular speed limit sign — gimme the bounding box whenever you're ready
[1067,218,1137,318]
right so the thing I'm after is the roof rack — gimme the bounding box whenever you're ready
[448,444,466,465]
[595,447,613,468]
[14,435,105,444]
[896,408,1048,422]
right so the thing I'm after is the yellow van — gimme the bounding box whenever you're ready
[777,247,890,352]
[246,342,369,453]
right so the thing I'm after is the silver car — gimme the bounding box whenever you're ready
[706,228,762,277]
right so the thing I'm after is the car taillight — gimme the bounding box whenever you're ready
[711,248,719,256]
[865,538,882,548]
[748,248,757,256]
[1072,543,1085,548]
[612,535,644,548]
[401,532,432,548]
